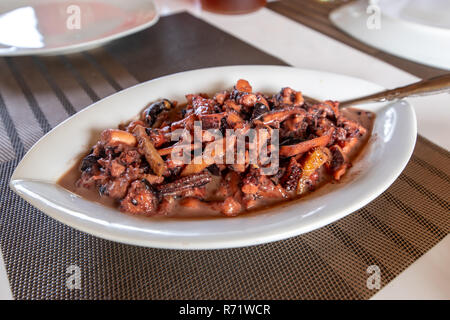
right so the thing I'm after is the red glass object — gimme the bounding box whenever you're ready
[200,0,267,15]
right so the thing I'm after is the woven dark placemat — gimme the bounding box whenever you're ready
[0,12,449,300]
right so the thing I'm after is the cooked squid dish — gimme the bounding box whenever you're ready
[59,79,374,217]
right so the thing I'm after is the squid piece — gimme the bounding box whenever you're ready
[157,143,194,156]
[342,138,358,154]
[170,114,196,131]
[142,174,164,185]
[220,197,242,216]
[223,99,242,113]
[125,120,146,133]
[180,139,225,176]
[280,158,302,192]
[260,107,305,125]
[157,172,211,197]
[133,125,167,176]
[198,112,226,129]
[280,128,334,157]
[218,171,241,198]
[294,91,304,106]
[100,129,137,147]
[214,91,228,105]
[180,160,209,177]
[119,180,158,215]
[273,87,304,107]
[235,79,252,93]
[324,100,340,119]
[226,111,244,128]
[179,197,206,209]
[141,99,172,127]
[180,196,242,217]
[239,93,257,107]
[327,145,348,180]
[146,128,171,148]
[158,196,176,216]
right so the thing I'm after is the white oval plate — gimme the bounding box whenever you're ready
[0,0,159,56]
[10,66,417,249]
[330,0,450,70]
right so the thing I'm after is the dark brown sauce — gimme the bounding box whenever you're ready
[57,108,375,219]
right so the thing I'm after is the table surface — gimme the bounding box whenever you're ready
[0,0,449,300]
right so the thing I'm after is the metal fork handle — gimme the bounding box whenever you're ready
[339,74,450,108]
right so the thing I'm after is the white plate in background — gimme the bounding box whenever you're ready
[0,0,159,56]
[9,66,417,249]
[330,0,450,70]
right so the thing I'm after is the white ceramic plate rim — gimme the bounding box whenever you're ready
[378,0,450,32]
[0,0,159,56]
[329,0,450,70]
[10,66,417,249]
